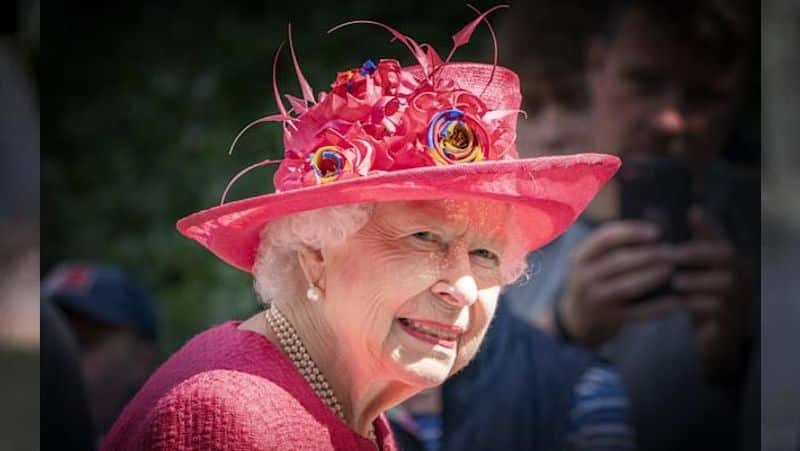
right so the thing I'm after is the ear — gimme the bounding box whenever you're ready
[297,245,326,290]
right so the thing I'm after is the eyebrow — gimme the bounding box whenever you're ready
[390,203,509,251]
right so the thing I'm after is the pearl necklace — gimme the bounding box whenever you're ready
[264,306,376,442]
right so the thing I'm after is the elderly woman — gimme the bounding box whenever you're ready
[102,11,618,451]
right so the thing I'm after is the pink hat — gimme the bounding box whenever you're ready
[177,8,620,272]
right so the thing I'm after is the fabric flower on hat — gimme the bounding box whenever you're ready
[276,123,380,190]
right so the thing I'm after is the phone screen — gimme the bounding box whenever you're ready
[619,157,694,244]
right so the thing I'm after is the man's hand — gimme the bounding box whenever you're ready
[669,206,754,382]
[559,221,681,347]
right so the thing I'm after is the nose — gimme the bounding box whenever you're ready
[655,107,687,135]
[431,275,479,308]
[653,90,688,136]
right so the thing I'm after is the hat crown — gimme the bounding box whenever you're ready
[407,62,521,111]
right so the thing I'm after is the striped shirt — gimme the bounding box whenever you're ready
[392,364,635,450]
[565,366,636,450]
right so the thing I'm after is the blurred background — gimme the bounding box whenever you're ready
[0,0,785,449]
[1,0,39,450]
[762,1,800,449]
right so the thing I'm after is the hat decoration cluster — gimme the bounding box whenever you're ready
[222,5,524,203]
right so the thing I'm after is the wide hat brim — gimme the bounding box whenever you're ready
[177,153,620,272]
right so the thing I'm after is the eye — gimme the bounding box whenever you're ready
[411,231,439,242]
[471,248,500,266]
[621,68,664,96]
[686,85,726,111]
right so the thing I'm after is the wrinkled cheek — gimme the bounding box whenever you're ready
[453,328,488,373]
[336,247,441,302]
[410,254,442,283]
[453,294,499,372]
[380,249,442,286]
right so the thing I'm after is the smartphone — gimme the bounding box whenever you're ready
[618,156,694,302]
[619,156,693,243]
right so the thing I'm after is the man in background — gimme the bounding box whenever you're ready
[503,1,759,450]
[43,263,162,447]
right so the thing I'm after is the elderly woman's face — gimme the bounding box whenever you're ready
[319,199,515,387]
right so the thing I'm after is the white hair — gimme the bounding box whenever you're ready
[251,201,532,304]
[499,206,533,286]
[252,203,374,304]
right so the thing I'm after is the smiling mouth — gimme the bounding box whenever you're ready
[397,317,461,348]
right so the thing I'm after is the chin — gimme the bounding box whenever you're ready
[394,357,454,388]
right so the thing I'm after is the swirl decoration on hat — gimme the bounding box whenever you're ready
[426,109,487,165]
[308,146,352,183]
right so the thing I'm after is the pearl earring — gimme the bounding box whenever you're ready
[306,285,323,303]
